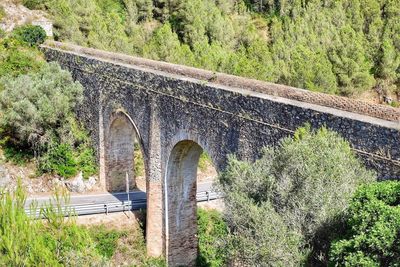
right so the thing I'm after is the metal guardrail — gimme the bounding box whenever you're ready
[25,191,222,218]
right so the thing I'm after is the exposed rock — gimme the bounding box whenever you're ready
[51,177,65,188]
[0,0,53,36]
[65,172,98,193]
[0,165,11,189]
[65,172,86,193]
[85,176,97,191]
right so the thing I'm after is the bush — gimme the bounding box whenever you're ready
[134,142,145,177]
[76,145,98,179]
[197,208,229,267]
[13,25,47,46]
[37,142,97,179]
[198,152,212,172]
[38,143,78,178]
[0,6,5,21]
[218,125,375,265]
[0,37,45,78]
[88,225,125,259]
[0,62,97,178]
[1,143,33,165]
[0,62,82,151]
[0,182,105,266]
[22,0,47,10]
[329,181,400,266]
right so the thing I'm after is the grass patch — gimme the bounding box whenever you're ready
[87,222,166,266]
[88,225,126,259]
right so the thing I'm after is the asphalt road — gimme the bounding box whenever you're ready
[25,181,215,208]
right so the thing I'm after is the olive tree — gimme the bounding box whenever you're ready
[218,126,375,265]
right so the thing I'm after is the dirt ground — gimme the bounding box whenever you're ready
[76,211,144,229]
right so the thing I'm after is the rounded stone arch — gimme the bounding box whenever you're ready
[105,110,148,192]
[164,135,218,266]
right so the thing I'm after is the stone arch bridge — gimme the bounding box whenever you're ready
[42,42,400,266]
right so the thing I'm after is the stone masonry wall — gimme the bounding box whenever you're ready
[45,41,400,122]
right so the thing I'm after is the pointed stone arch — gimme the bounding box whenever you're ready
[105,110,144,192]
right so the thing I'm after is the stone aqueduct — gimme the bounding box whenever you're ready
[42,42,400,266]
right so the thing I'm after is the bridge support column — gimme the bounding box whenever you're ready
[146,102,164,258]
[146,181,164,257]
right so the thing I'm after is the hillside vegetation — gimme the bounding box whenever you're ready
[22,0,400,105]
[0,26,97,180]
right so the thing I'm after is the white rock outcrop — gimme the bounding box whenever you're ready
[0,0,52,36]
[65,172,98,193]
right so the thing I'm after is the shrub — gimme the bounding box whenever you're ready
[88,225,125,259]
[13,25,47,46]
[0,37,45,78]
[0,62,82,152]
[198,152,212,172]
[38,143,78,178]
[329,181,400,266]
[76,145,98,179]
[197,208,229,267]
[218,125,375,265]
[0,182,105,266]
[1,144,33,165]
[22,0,47,10]
[0,28,6,39]
[134,142,145,177]
[0,62,97,178]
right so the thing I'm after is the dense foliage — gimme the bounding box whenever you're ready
[218,126,375,266]
[0,37,44,77]
[197,208,229,267]
[23,0,400,103]
[0,32,97,179]
[0,184,105,266]
[330,181,400,266]
[0,63,83,150]
[0,183,166,266]
[13,25,47,46]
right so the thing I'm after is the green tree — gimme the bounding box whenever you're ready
[0,62,83,151]
[218,126,375,265]
[143,23,194,65]
[330,181,400,266]
[0,62,97,178]
[329,26,375,96]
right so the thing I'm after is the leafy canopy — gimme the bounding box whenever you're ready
[330,181,400,266]
[218,126,375,266]
[22,0,400,102]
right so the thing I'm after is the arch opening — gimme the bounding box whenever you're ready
[105,112,146,193]
[165,140,218,266]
